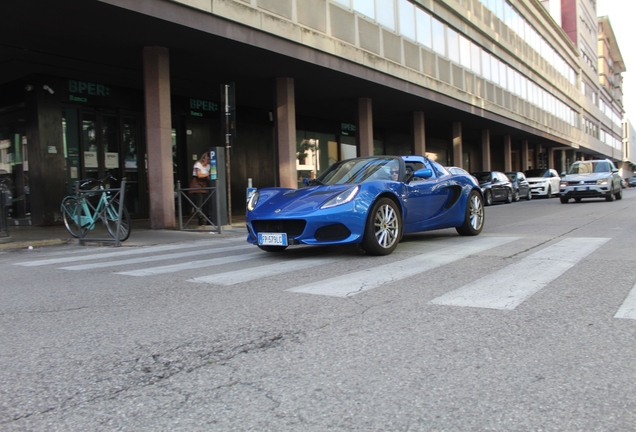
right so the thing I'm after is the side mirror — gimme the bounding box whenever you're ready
[412,168,433,179]
[492,177,499,183]
[612,168,619,173]
[302,178,309,186]
[560,172,566,177]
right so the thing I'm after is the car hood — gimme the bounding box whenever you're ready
[525,176,551,182]
[252,184,357,214]
[562,173,611,182]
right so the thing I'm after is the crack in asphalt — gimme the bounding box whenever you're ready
[2,331,294,425]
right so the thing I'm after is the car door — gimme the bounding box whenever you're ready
[517,172,529,197]
[491,172,506,200]
[549,169,560,194]
[402,161,453,230]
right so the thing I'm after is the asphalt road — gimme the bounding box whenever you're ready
[1,189,636,431]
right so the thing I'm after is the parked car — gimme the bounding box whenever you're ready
[245,155,485,256]
[504,171,531,201]
[470,171,514,206]
[629,178,636,188]
[621,178,628,189]
[559,159,622,203]
[524,168,560,198]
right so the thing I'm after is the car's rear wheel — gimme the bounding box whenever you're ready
[456,190,484,236]
[258,245,288,252]
[361,197,401,256]
[484,190,493,206]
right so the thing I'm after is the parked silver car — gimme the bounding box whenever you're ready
[559,159,622,203]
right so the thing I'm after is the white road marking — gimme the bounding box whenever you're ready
[13,238,244,267]
[190,256,338,285]
[615,283,636,320]
[59,244,254,270]
[287,237,519,297]
[429,237,609,310]
[116,252,263,276]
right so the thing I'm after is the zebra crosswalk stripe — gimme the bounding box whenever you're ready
[615,282,636,320]
[190,256,339,286]
[429,237,609,310]
[59,244,254,271]
[13,238,244,267]
[116,252,263,276]
[286,237,519,297]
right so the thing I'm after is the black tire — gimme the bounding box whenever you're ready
[484,190,493,206]
[361,197,401,256]
[574,198,582,203]
[61,197,89,238]
[606,185,615,202]
[456,190,484,236]
[258,245,288,252]
[505,189,513,204]
[560,197,569,204]
[103,199,131,241]
[615,188,623,200]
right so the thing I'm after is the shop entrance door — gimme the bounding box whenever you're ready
[79,110,147,218]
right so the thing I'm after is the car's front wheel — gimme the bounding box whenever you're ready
[361,197,401,256]
[615,187,623,200]
[456,190,484,236]
[606,184,615,201]
[560,196,569,204]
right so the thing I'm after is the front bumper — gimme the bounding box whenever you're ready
[559,185,610,198]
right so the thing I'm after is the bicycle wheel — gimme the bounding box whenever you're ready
[103,199,131,241]
[61,197,89,238]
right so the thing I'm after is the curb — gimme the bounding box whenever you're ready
[0,239,69,250]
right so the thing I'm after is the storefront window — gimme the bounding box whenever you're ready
[0,109,28,219]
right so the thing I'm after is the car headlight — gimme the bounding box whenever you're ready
[560,181,567,187]
[596,178,608,185]
[247,191,260,211]
[321,186,360,209]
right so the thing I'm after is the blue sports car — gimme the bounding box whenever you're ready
[245,155,485,255]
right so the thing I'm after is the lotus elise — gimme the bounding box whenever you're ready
[245,155,485,255]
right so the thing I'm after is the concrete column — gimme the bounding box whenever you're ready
[143,46,175,229]
[560,150,566,174]
[452,122,463,167]
[413,111,426,156]
[521,140,529,171]
[481,129,491,171]
[503,135,512,172]
[357,98,374,157]
[548,148,555,170]
[276,77,297,189]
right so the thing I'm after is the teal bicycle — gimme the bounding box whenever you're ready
[61,174,131,241]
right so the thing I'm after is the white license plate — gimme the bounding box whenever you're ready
[575,186,588,191]
[258,232,288,246]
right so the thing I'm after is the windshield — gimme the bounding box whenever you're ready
[471,172,492,183]
[525,169,548,178]
[505,173,517,181]
[314,157,401,185]
[568,161,610,174]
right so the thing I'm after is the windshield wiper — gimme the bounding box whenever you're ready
[306,179,323,186]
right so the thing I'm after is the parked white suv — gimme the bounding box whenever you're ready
[559,159,622,203]
[524,168,560,198]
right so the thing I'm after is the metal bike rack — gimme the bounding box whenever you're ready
[176,180,222,233]
[74,179,127,247]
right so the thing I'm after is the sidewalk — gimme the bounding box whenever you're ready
[0,218,248,250]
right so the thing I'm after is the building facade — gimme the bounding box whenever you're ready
[0,0,631,227]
